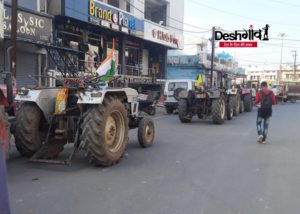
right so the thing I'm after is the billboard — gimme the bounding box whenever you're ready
[65,0,144,37]
[3,4,52,43]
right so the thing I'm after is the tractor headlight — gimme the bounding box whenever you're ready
[18,88,29,96]
[91,91,102,97]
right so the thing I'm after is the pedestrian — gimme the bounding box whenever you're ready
[256,81,276,144]
[0,114,11,214]
[251,84,257,99]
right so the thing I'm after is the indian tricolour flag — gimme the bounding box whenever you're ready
[96,39,117,82]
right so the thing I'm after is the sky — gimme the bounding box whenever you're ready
[182,0,300,68]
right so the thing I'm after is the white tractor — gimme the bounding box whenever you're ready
[14,76,155,166]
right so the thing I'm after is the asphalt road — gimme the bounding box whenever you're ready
[6,103,300,214]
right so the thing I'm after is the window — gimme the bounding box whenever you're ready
[5,0,47,12]
[5,0,35,10]
[168,82,188,91]
[145,0,168,26]
[103,0,130,12]
[39,0,47,13]
[107,0,119,8]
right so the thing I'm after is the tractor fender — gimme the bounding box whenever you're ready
[77,87,139,117]
[15,89,59,121]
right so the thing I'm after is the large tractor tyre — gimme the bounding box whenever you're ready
[80,97,128,166]
[166,106,174,114]
[231,94,240,116]
[15,102,43,157]
[178,99,191,123]
[0,107,11,160]
[138,118,155,148]
[239,101,245,113]
[212,97,226,124]
[227,99,233,120]
[243,94,252,112]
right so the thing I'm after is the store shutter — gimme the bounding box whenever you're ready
[16,52,38,88]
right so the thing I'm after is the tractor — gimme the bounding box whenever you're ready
[177,73,243,124]
[13,38,155,166]
[177,86,233,124]
[14,75,155,166]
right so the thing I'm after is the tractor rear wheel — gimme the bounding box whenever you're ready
[240,100,244,113]
[80,97,128,166]
[212,96,226,124]
[231,94,240,116]
[244,94,252,112]
[227,99,233,120]
[178,99,191,123]
[15,102,43,157]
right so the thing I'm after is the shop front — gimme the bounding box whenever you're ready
[54,0,146,77]
[51,0,183,80]
[0,3,52,87]
[143,21,184,79]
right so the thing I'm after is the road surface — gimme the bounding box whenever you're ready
[6,103,300,214]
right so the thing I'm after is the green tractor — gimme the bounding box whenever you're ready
[178,87,233,124]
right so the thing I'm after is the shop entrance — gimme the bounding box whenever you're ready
[125,46,141,76]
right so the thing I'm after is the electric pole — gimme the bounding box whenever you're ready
[210,26,215,88]
[278,33,287,83]
[292,50,297,80]
[11,0,18,78]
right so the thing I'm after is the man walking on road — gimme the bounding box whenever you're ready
[256,81,276,144]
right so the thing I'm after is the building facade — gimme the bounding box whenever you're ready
[279,64,300,82]
[1,0,184,87]
[246,64,300,84]
[50,0,184,79]
[167,42,245,88]
[1,0,53,87]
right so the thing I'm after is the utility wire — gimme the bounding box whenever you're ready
[189,0,299,27]
[123,0,211,33]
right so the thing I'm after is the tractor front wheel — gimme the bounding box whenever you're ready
[138,118,155,148]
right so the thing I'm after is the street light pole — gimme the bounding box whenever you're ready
[11,0,18,79]
[210,26,216,88]
[278,33,287,83]
[292,50,297,81]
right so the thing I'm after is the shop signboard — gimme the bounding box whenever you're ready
[3,4,52,43]
[168,55,200,66]
[65,0,144,37]
[144,21,183,49]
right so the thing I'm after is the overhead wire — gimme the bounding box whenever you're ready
[189,0,299,27]
[123,0,211,33]
[66,5,209,34]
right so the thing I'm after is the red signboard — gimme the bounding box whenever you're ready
[219,41,257,48]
